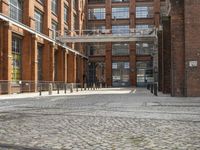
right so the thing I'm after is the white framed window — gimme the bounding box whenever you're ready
[34,10,43,33]
[9,0,23,22]
[51,0,57,15]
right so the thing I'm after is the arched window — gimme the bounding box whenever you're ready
[9,0,23,22]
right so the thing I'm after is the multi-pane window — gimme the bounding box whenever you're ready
[34,10,43,33]
[88,43,105,56]
[88,8,105,20]
[136,6,154,18]
[72,14,78,30]
[112,43,129,56]
[112,7,129,19]
[37,45,43,81]
[51,0,57,15]
[52,21,58,39]
[9,0,23,22]
[112,25,129,34]
[64,5,68,23]
[136,42,154,55]
[12,36,22,81]
[136,24,154,29]
[137,61,153,86]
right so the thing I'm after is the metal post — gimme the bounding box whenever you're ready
[84,83,87,90]
[76,84,78,92]
[100,82,102,89]
[150,84,153,94]
[154,83,158,96]
[64,84,67,94]
[49,83,52,95]
[39,84,42,96]
[70,84,73,93]
[57,84,60,94]
[93,83,95,90]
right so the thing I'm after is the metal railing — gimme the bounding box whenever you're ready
[0,80,105,95]
[57,28,157,43]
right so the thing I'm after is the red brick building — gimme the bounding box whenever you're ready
[0,0,87,94]
[0,0,200,97]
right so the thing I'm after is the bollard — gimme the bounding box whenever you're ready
[76,85,78,92]
[84,83,87,90]
[49,83,52,95]
[70,84,73,93]
[64,84,67,94]
[150,84,153,94]
[154,83,158,96]
[39,84,42,96]
[147,84,150,90]
[93,83,95,90]
[100,83,102,89]
[57,84,60,94]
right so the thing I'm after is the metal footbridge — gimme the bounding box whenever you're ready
[56,28,158,43]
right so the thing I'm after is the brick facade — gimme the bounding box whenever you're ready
[0,0,87,94]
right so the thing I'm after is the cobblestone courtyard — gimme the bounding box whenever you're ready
[0,88,200,150]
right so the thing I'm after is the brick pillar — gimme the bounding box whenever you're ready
[105,0,112,87]
[2,22,12,93]
[43,41,55,81]
[105,43,112,87]
[162,17,171,94]
[170,0,185,96]
[64,50,68,83]
[23,0,35,28]
[158,31,163,91]
[67,52,76,83]
[56,47,65,82]
[58,0,64,36]
[154,0,160,28]
[0,0,9,16]
[22,32,32,81]
[129,0,136,87]
[0,22,3,80]
[184,0,200,96]
[44,0,52,37]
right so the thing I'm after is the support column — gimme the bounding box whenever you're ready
[105,0,112,87]
[158,31,163,91]
[43,41,55,81]
[129,43,136,87]
[105,43,112,87]
[64,50,68,83]
[162,17,171,94]
[130,0,136,87]
[67,52,76,83]
[56,47,65,82]
[0,0,9,16]
[23,0,35,28]
[2,22,12,93]
[170,0,185,96]
[154,0,160,28]
[44,0,52,37]
[22,32,32,81]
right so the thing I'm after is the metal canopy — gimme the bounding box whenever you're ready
[57,28,157,43]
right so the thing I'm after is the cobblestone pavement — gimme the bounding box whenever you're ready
[0,88,200,150]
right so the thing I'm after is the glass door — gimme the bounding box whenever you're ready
[136,61,153,87]
[112,62,130,87]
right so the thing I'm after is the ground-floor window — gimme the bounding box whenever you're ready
[112,61,130,87]
[136,61,153,87]
[12,35,22,81]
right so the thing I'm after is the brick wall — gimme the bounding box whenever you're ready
[170,0,185,96]
[184,0,200,96]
